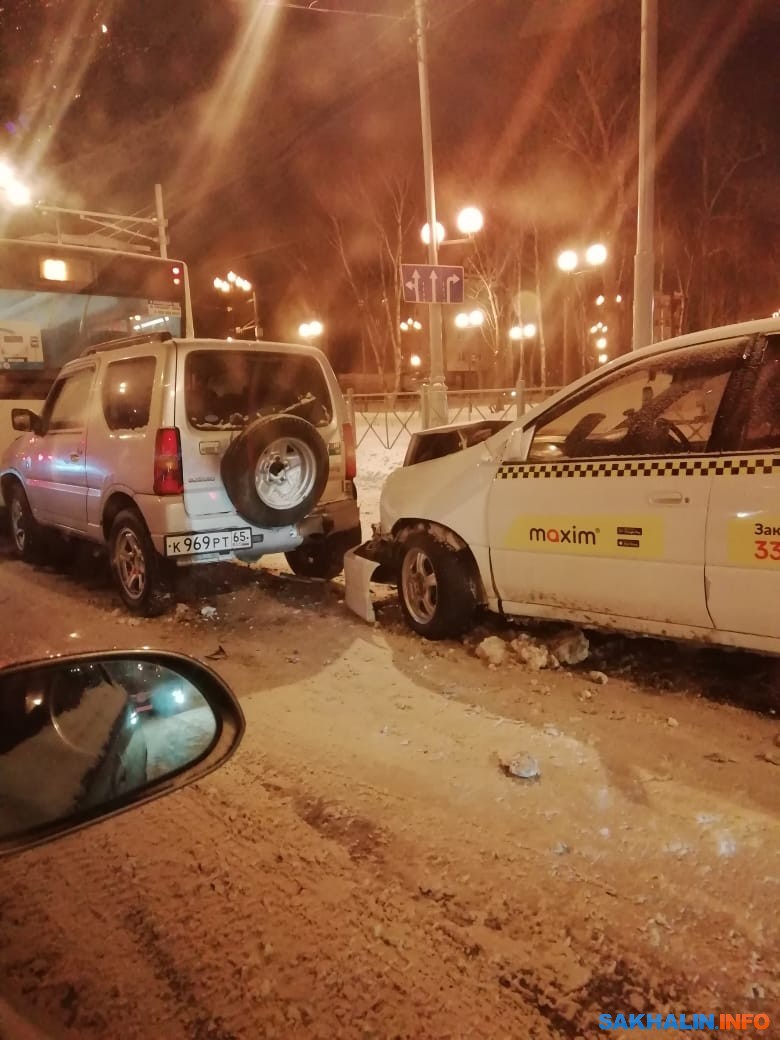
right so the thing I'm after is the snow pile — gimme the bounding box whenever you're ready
[510,633,555,671]
[475,636,508,667]
[474,627,591,671]
[547,628,590,665]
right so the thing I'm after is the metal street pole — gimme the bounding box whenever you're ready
[251,290,260,340]
[414,0,447,428]
[632,0,657,350]
[154,183,168,259]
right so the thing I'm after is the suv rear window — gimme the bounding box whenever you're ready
[102,356,156,431]
[185,350,333,430]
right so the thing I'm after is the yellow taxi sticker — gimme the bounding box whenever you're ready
[504,515,664,558]
[727,519,780,566]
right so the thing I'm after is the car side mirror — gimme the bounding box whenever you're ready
[0,651,244,857]
[11,408,42,435]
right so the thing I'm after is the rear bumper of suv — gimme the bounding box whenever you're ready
[298,493,361,540]
[138,495,303,559]
[137,493,361,561]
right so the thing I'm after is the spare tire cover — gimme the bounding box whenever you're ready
[221,414,329,527]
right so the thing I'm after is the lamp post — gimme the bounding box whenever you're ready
[418,205,485,403]
[213,271,259,340]
[413,0,447,428]
[556,243,608,384]
[633,0,658,350]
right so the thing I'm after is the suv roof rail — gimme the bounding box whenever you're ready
[80,330,174,357]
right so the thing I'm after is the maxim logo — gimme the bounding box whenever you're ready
[529,524,598,545]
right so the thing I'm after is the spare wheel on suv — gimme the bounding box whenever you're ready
[220,414,329,527]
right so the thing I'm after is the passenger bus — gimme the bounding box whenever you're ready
[0,237,193,459]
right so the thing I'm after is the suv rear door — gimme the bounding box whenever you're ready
[176,343,340,520]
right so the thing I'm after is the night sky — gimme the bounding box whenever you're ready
[1,0,778,369]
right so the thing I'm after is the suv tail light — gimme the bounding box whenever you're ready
[342,421,357,481]
[154,427,183,495]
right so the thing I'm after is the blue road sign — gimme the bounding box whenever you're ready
[401,263,465,304]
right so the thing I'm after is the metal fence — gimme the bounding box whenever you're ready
[345,386,561,450]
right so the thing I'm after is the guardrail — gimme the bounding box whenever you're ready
[345,386,561,450]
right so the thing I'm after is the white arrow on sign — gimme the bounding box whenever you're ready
[445,273,461,302]
[429,268,438,301]
[405,269,422,302]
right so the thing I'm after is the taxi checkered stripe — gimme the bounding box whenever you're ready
[496,455,780,480]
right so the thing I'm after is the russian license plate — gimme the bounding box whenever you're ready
[164,528,252,557]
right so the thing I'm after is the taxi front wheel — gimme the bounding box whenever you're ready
[398,531,478,640]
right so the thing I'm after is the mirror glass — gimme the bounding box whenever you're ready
[0,659,218,840]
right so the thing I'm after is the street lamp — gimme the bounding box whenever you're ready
[454,308,484,329]
[299,320,324,340]
[421,205,484,247]
[509,323,537,340]
[213,271,259,340]
[556,244,608,384]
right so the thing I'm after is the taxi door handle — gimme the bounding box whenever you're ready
[70,449,84,461]
[648,491,684,505]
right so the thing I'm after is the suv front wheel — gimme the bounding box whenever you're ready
[109,509,172,616]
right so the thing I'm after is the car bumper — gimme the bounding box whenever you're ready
[138,496,303,560]
[343,530,397,623]
[138,494,361,560]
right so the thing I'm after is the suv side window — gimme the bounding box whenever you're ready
[529,342,742,462]
[44,367,95,432]
[102,356,156,431]
[740,339,780,451]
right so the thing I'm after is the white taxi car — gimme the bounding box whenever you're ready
[346,318,780,655]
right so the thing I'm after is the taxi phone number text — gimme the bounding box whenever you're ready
[753,522,780,562]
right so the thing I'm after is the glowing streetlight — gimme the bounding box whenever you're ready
[557,249,579,273]
[410,354,422,368]
[456,206,484,236]
[299,320,324,339]
[421,221,445,246]
[0,162,32,207]
[595,294,606,306]
[422,207,485,247]
[585,242,608,266]
[598,352,609,364]
[509,323,537,340]
[214,270,259,339]
[596,336,608,349]
[455,309,484,330]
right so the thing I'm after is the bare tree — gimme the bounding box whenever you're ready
[664,97,767,333]
[326,177,414,394]
[464,227,526,385]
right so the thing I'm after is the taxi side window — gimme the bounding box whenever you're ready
[529,344,740,462]
[741,341,780,451]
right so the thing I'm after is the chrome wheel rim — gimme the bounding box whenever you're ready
[401,548,438,625]
[10,496,25,552]
[114,527,146,600]
[255,436,318,511]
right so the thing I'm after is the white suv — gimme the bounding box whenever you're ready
[1,331,361,614]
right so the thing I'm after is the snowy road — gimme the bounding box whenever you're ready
[0,536,778,1039]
